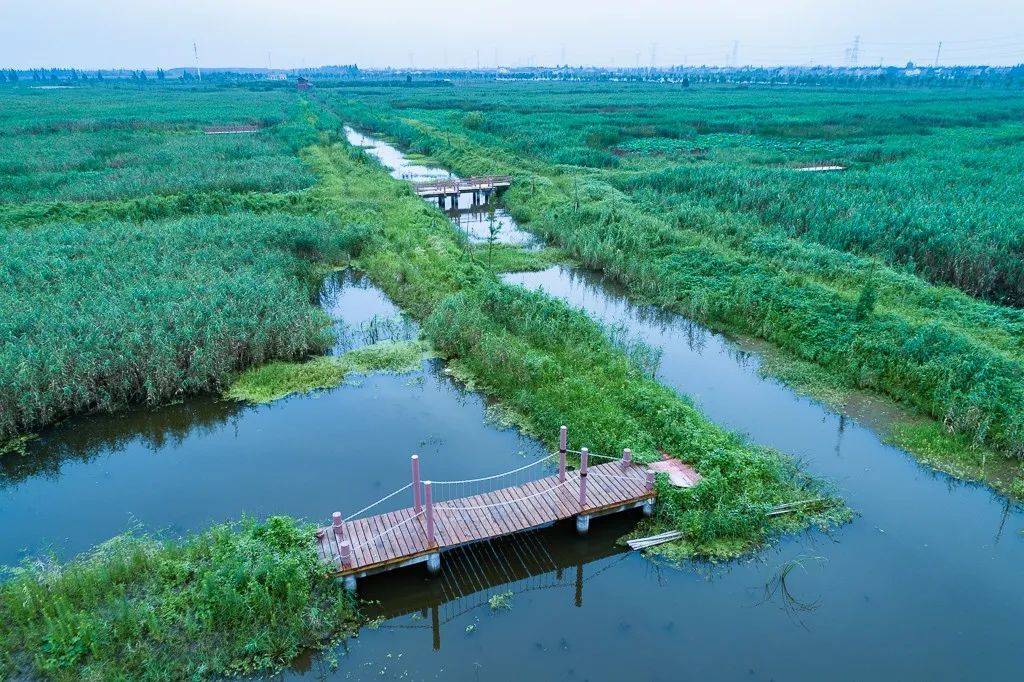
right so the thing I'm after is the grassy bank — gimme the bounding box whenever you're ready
[308,133,849,558]
[327,89,1024,485]
[226,339,429,403]
[0,517,359,679]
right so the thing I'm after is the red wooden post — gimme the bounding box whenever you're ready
[646,470,656,492]
[579,447,589,508]
[424,481,435,547]
[558,425,567,482]
[621,448,632,468]
[412,454,422,513]
[332,511,344,540]
[339,539,352,566]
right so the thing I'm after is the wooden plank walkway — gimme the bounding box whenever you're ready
[317,460,653,578]
[412,175,512,198]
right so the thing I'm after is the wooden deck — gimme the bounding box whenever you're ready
[317,460,653,578]
[412,175,512,198]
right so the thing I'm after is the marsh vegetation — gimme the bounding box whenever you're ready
[3,78,1022,678]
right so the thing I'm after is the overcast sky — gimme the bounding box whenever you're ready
[2,0,1022,69]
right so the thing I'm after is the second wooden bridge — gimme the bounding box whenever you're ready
[412,175,511,199]
[317,427,656,591]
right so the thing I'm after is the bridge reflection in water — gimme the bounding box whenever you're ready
[358,512,637,651]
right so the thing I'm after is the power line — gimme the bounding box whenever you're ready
[192,41,201,81]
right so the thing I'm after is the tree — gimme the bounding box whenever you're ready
[156,68,165,80]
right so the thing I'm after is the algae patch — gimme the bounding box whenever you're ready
[226,340,430,404]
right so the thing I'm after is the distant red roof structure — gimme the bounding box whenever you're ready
[296,77,312,92]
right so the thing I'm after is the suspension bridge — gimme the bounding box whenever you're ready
[317,426,658,591]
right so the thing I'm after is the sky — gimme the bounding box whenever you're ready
[2,0,1023,69]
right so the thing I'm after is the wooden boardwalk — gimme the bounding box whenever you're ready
[317,458,654,580]
[412,175,511,198]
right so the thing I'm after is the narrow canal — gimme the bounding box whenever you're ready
[307,129,1023,680]
[0,129,1020,681]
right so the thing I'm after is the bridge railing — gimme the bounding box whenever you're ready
[412,175,512,193]
[324,426,653,567]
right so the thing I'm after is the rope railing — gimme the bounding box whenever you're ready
[430,452,559,503]
[564,448,620,461]
[431,453,556,486]
[348,510,425,553]
[437,477,574,512]
[343,482,413,522]
[325,426,655,574]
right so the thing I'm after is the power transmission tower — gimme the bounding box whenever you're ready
[476,49,480,69]
[850,35,860,66]
[934,41,943,67]
[730,41,739,67]
[560,43,566,66]
[193,42,202,81]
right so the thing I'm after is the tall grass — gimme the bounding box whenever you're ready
[326,85,1024,459]
[0,517,358,679]
[0,213,368,439]
[331,81,1024,304]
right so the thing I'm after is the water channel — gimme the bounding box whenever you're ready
[0,130,1020,681]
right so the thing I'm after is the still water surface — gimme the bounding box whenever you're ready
[1,131,1021,680]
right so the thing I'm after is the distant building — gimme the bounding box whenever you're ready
[266,73,287,81]
[296,76,312,91]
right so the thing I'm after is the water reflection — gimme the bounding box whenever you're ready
[320,270,417,353]
[448,206,542,248]
[344,126,451,183]
[0,398,241,488]
[344,126,541,248]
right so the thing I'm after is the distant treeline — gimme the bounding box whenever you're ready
[3,63,1022,88]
